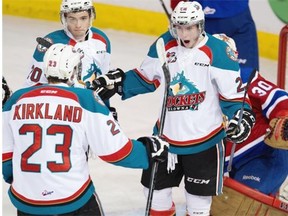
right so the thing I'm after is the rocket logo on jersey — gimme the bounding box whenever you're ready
[168,71,205,111]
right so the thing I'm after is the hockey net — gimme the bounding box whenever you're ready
[211,177,288,215]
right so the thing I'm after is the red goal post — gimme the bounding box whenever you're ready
[277,25,288,90]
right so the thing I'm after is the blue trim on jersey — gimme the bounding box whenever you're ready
[220,100,251,120]
[91,27,111,54]
[8,184,95,215]
[112,140,149,169]
[122,31,174,100]
[122,70,157,100]
[262,90,288,116]
[34,30,70,62]
[2,160,13,184]
[206,34,240,71]
[147,31,174,59]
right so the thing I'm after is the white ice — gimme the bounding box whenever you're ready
[2,15,285,216]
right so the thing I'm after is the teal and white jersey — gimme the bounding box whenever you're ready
[2,84,149,215]
[24,27,111,88]
[122,32,252,155]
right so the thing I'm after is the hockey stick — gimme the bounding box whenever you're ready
[227,69,257,172]
[159,0,171,19]
[36,37,52,48]
[145,38,171,216]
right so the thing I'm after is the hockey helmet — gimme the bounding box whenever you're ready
[60,0,96,24]
[170,1,205,37]
[43,44,83,83]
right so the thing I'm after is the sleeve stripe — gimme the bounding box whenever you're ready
[99,140,133,163]
[2,152,13,161]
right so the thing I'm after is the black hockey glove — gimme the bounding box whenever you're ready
[91,68,125,100]
[2,76,12,106]
[137,136,169,163]
[226,108,256,144]
[109,106,118,121]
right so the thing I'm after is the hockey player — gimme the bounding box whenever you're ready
[24,0,120,118]
[2,44,169,216]
[213,34,288,198]
[170,0,259,82]
[25,0,110,88]
[91,1,256,215]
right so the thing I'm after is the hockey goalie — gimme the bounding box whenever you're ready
[211,34,288,216]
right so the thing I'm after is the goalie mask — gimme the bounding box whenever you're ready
[170,1,205,40]
[43,44,83,86]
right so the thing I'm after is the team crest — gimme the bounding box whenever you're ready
[226,46,238,61]
[167,51,177,63]
[168,71,206,111]
[37,37,53,52]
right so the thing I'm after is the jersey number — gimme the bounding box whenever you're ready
[20,124,72,173]
[27,65,42,83]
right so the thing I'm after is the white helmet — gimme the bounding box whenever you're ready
[170,1,205,36]
[60,0,96,25]
[43,44,83,83]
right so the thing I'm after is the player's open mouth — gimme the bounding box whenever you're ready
[183,40,190,44]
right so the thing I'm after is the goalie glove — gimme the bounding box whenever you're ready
[264,116,288,150]
[226,108,256,144]
[91,68,125,100]
[137,136,169,163]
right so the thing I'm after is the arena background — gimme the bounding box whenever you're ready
[3,0,287,61]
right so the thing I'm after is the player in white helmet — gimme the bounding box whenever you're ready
[170,1,205,48]
[43,43,84,86]
[3,43,169,216]
[170,0,259,84]
[24,0,122,119]
[92,1,255,215]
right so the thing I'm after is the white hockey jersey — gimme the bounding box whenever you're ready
[24,27,111,89]
[2,83,149,215]
[122,32,252,155]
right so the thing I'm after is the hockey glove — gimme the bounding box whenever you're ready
[2,76,12,106]
[264,116,288,150]
[226,108,255,144]
[137,136,169,163]
[93,68,125,91]
[109,106,118,121]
